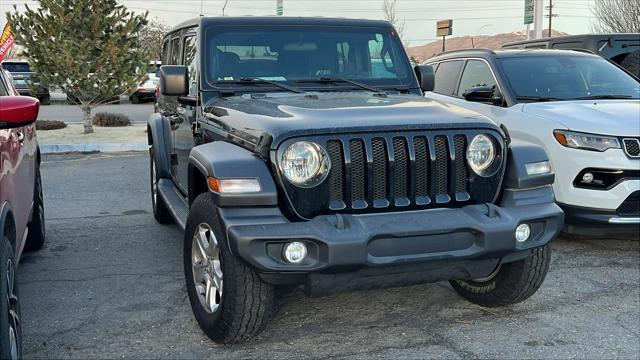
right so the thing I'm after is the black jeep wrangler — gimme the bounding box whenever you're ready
[148,17,564,344]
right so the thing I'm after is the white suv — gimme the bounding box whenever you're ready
[423,49,640,234]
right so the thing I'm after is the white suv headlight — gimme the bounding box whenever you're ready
[280,141,330,187]
[466,134,496,177]
[553,130,620,152]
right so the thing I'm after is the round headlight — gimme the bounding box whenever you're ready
[280,141,330,187]
[466,134,496,176]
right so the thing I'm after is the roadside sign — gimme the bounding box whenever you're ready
[436,19,453,52]
[437,19,453,29]
[437,28,452,37]
[276,0,283,16]
[0,23,15,62]
[524,0,534,24]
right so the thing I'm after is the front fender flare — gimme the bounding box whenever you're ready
[189,141,278,207]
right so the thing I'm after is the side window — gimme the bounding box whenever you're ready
[433,60,463,95]
[457,60,497,97]
[170,36,181,65]
[161,40,170,64]
[183,34,198,96]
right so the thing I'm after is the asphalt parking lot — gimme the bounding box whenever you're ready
[18,152,639,359]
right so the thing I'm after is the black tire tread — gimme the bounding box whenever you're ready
[25,168,45,252]
[150,150,174,224]
[185,193,275,344]
[450,245,550,307]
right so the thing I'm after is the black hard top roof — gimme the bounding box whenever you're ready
[170,16,393,34]
[426,48,598,63]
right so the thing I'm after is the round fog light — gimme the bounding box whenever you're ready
[283,242,307,264]
[515,224,531,243]
[582,172,594,183]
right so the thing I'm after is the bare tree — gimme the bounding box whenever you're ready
[138,18,170,60]
[592,0,640,33]
[382,0,405,40]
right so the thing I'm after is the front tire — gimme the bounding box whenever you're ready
[184,193,276,344]
[450,245,551,307]
[0,233,22,360]
[25,168,45,252]
[39,95,50,106]
[150,149,173,224]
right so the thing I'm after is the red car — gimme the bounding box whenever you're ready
[0,67,45,359]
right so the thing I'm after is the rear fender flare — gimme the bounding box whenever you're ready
[147,113,172,178]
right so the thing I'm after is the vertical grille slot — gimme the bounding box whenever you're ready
[453,135,468,193]
[349,139,367,206]
[432,136,449,197]
[326,140,344,203]
[392,137,409,201]
[372,137,388,201]
[414,137,429,198]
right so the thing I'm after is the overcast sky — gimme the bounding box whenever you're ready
[2,0,598,46]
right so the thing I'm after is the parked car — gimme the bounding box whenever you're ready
[0,67,46,359]
[130,73,159,104]
[148,17,564,344]
[422,49,640,234]
[502,33,640,78]
[1,60,50,105]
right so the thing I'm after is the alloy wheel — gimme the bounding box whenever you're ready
[191,223,223,314]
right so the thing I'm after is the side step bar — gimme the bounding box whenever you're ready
[157,178,189,230]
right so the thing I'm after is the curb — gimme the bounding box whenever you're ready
[40,143,148,154]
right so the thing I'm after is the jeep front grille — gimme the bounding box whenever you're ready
[276,130,506,220]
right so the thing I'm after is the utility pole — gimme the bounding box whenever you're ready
[545,0,558,37]
[547,0,553,37]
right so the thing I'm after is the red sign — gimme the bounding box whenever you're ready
[0,23,16,62]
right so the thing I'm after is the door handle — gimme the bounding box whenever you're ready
[16,131,25,144]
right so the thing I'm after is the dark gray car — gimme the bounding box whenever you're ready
[2,60,50,105]
[147,16,564,344]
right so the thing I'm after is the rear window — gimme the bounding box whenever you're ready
[433,60,463,95]
[2,62,31,73]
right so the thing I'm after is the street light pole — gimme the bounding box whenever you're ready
[472,24,492,49]
[222,0,231,16]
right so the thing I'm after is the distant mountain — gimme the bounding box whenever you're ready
[407,30,567,63]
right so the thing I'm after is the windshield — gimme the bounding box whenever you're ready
[204,25,415,90]
[2,62,31,73]
[499,55,640,101]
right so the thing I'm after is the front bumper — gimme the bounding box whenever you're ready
[560,202,640,235]
[221,186,563,287]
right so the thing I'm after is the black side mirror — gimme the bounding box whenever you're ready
[414,65,435,92]
[159,65,188,96]
[463,86,502,105]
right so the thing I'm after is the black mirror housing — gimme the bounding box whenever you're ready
[463,86,502,105]
[159,65,189,96]
[414,65,435,92]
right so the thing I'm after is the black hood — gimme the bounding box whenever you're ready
[201,91,499,151]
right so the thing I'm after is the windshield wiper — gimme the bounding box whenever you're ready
[296,77,385,94]
[574,95,635,100]
[515,96,562,102]
[215,78,305,94]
